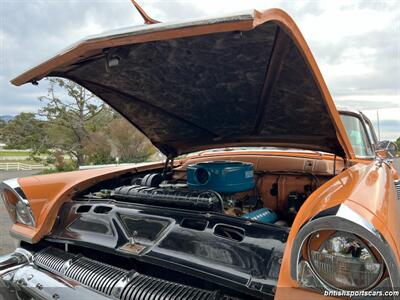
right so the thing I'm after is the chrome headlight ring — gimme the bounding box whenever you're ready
[1,178,36,227]
[291,204,400,294]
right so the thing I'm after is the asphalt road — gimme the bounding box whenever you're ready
[0,160,399,255]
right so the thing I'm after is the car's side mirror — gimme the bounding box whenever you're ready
[375,140,398,159]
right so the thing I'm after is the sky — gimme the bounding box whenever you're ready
[0,0,399,140]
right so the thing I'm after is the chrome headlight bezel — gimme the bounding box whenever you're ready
[1,179,36,227]
[291,205,400,294]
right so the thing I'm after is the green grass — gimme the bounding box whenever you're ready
[0,151,30,156]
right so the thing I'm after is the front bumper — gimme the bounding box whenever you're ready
[0,247,222,300]
[0,248,108,300]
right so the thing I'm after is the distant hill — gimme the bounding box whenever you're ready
[0,115,15,122]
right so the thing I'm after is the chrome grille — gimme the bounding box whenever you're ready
[64,257,127,296]
[395,180,400,200]
[120,274,217,300]
[34,247,219,299]
[35,247,74,273]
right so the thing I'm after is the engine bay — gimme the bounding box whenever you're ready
[30,156,338,299]
[82,156,336,227]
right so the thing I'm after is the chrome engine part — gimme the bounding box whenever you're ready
[1,247,224,300]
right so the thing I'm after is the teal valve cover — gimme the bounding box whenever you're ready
[187,161,254,193]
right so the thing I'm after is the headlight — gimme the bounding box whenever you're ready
[308,231,383,291]
[1,187,35,227]
[15,199,35,226]
[293,205,400,296]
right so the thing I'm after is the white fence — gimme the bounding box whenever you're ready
[0,162,50,171]
[79,163,134,170]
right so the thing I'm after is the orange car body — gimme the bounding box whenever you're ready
[8,150,400,299]
[3,6,399,300]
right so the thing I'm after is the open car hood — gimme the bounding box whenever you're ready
[11,9,354,158]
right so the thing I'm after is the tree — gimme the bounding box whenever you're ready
[84,113,157,165]
[39,78,157,168]
[107,118,156,162]
[1,113,48,151]
[396,137,400,155]
[39,78,106,166]
[0,119,6,141]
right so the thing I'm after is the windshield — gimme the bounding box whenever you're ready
[340,114,374,157]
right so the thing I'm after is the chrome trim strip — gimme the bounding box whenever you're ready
[336,204,381,237]
[290,204,400,296]
[3,178,23,191]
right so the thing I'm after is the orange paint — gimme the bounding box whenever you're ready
[13,162,166,242]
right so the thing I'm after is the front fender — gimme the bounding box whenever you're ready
[5,162,165,243]
[276,161,400,299]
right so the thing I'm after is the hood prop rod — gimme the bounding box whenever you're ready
[162,155,174,179]
[130,0,160,25]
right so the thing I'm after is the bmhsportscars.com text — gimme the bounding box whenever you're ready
[324,290,399,298]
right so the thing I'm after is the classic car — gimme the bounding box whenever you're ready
[1,4,399,300]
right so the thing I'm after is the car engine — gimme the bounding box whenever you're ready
[112,161,268,218]
[83,160,320,227]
